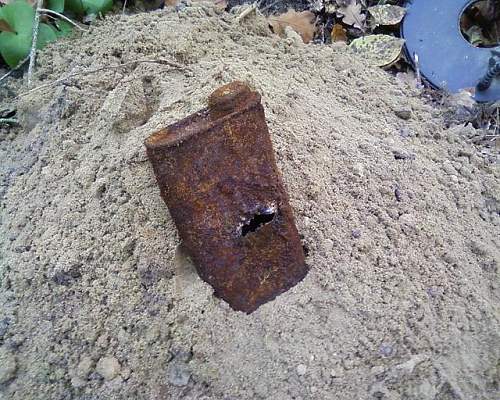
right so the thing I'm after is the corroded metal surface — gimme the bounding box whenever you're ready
[144,81,307,313]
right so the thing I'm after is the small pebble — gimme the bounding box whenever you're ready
[351,228,362,239]
[96,356,121,381]
[399,127,414,138]
[352,163,364,177]
[296,364,307,376]
[70,376,86,388]
[167,362,191,386]
[392,149,415,160]
[394,108,412,120]
[379,344,394,357]
[394,187,403,202]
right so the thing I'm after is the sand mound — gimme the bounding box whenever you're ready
[0,3,499,399]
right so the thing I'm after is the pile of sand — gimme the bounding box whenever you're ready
[0,3,498,399]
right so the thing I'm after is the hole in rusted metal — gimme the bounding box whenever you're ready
[241,209,276,237]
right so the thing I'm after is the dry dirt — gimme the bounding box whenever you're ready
[0,3,499,399]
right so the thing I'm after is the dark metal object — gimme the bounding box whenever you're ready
[477,52,500,91]
[402,0,500,102]
[145,81,308,314]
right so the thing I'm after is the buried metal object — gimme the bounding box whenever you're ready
[145,81,308,313]
[402,0,500,102]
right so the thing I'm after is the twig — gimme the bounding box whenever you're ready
[39,8,88,32]
[236,2,258,23]
[122,0,127,14]
[413,52,423,89]
[495,106,499,136]
[27,0,43,88]
[0,56,30,85]
[0,118,18,125]
[19,58,188,97]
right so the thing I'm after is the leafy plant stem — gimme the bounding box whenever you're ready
[27,0,43,87]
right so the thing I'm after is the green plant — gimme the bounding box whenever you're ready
[0,0,113,69]
[0,1,58,68]
[66,0,113,16]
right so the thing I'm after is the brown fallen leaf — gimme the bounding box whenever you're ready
[337,0,366,31]
[268,10,316,44]
[164,0,179,6]
[331,24,347,42]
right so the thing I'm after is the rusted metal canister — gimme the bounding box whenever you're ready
[144,81,307,313]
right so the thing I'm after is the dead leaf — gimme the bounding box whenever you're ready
[165,0,179,6]
[349,34,405,68]
[324,0,338,14]
[368,5,406,27]
[337,0,366,31]
[331,24,347,42]
[464,25,484,46]
[268,10,316,44]
[0,19,14,33]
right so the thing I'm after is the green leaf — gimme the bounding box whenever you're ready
[54,20,73,37]
[1,0,35,35]
[37,23,58,49]
[65,0,86,15]
[0,23,57,68]
[82,0,113,14]
[0,31,31,68]
[47,0,65,13]
[0,1,35,67]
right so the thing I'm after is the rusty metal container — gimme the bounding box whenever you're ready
[144,81,307,313]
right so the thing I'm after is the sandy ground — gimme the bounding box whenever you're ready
[0,3,499,399]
